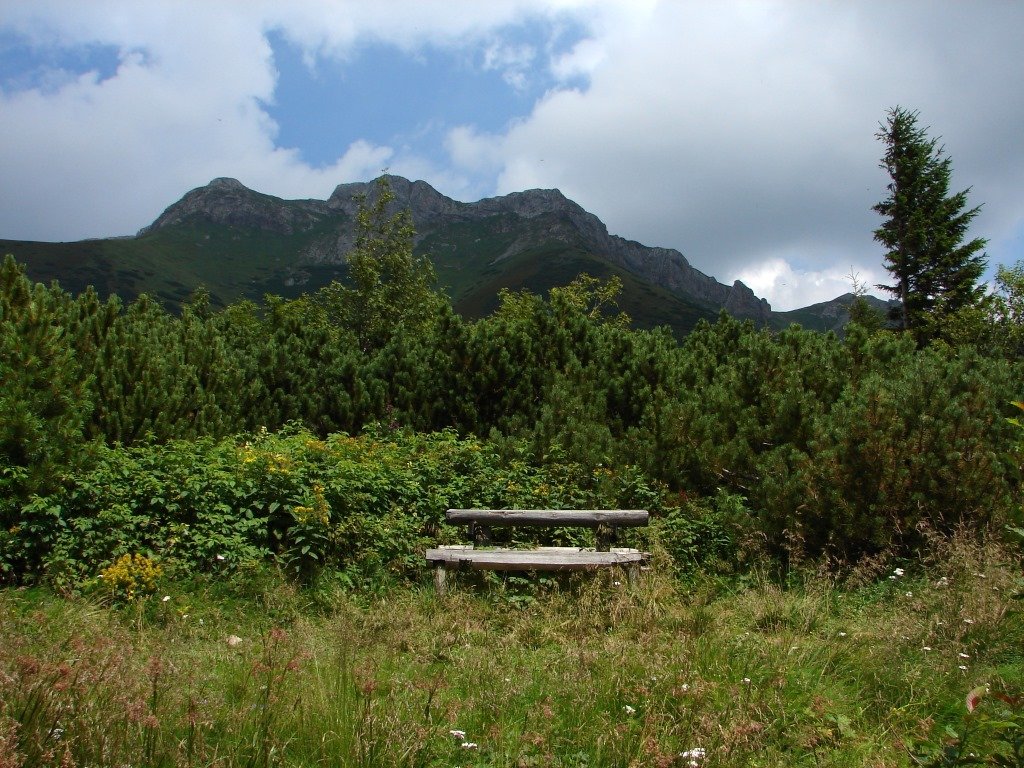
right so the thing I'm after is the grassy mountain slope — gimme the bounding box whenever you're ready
[3,176,874,337]
[3,209,719,336]
[770,293,895,334]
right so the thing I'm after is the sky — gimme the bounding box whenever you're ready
[1,1,1022,311]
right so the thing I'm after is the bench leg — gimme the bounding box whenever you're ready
[626,562,640,588]
[433,563,448,596]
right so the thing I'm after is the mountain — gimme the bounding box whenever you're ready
[771,293,897,333]
[2,174,866,336]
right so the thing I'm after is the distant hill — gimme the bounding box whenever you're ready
[771,293,897,333]
[0,174,883,336]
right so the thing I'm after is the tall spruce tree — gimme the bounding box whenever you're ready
[873,107,987,343]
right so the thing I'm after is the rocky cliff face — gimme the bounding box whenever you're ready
[139,177,331,235]
[140,174,773,323]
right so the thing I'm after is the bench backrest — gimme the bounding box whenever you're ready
[446,509,649,527]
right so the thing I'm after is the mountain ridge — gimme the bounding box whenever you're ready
[2,174,882,335]
[139,174,773,326]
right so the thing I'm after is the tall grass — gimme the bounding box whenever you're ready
[1,535,1021,767]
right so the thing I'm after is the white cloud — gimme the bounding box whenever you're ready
[446,1,1024,308]
[550,38,606,81]
[482,41,536,90]
[736,259,883,312]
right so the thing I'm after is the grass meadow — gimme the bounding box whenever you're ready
[2,534,1022,768]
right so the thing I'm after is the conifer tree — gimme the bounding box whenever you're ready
[258,294,375,435]
[210,298,276,431]
[87,293,241,444]
[0,256,91,561]
[873,107,987,343]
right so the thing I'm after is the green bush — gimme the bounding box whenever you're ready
[787,337,1017,559]
[0,257,93,581]
[6,427,668,587]
[652,490,751,573]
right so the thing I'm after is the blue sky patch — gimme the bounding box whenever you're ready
[264,21,588,168]
[0,31,121,93]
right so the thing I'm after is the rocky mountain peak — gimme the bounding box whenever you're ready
[479,187,574,218]
[327,175,464,221]
[723,280,772,325]
[207,177,249,191]
[139,177,329,236]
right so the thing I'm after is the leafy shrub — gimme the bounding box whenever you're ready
[652,490,752,573]
[7,427,668,587]
[649,318,1019,563]
[789,338,1017,559]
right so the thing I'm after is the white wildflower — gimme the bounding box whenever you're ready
[449,730,466,740]
[461,742,478,750]
[226,635,243,647]
[162,595,171,602]
[893,568,905,577]
[623,705,636,715]
[680,747,706,766]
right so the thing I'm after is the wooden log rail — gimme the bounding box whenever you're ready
[425,509,650,595]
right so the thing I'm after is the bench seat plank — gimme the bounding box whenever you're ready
[446,509,649,527]
[425,546,647,571]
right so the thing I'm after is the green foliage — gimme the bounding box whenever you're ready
[912,687,1024,767]
[937,261,1024,359]
[325,175,447,352]
[0,256,92,581]
[83,291,244,444]
[653,490,751,572]
[1,195,1021,581]
[640,316,1018,562]
[873,106,988,344]
[253,295,377,435]
[793,338,1016,559]
[499,271,632,330]
[7,427,665,586]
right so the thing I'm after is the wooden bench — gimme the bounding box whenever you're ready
[425,509,650,595]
